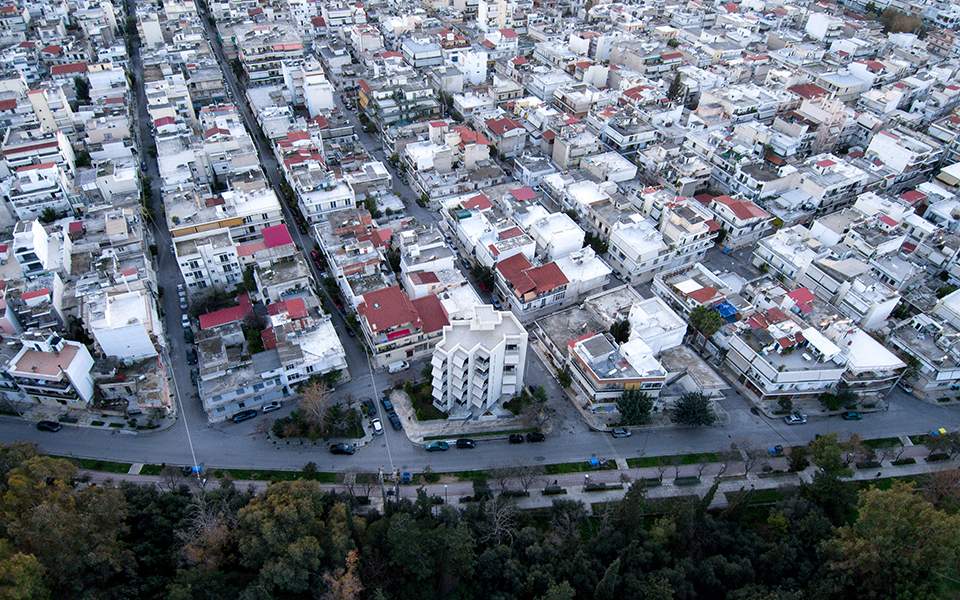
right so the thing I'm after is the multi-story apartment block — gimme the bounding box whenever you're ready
[430,305,527,417]
[5,331,95,409]
[356,285,449,367]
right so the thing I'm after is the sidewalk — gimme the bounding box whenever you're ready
[388,389,530,443]
[5,401,177,434]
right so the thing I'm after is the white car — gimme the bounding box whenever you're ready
[261,401,282,413]
[181,315,191,328]
[371,418,384,436]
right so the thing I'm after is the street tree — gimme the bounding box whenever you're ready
[300,380,333,426]
[670,392,716,426]
[609,320,630,344]
[617,389,653,426]
[809,433,848,476]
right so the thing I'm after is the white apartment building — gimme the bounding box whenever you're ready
[4,162,73,220]
[431,305,527,418]
[87,290,161,361]
[6,331,95,409]
[708,195,772,249]
[865,128,945,191]
[752,225,827,284]
[174,230,242,291]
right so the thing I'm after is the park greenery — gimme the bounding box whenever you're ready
[1,443,960,599]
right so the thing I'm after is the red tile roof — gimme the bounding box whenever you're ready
[463,193,492,210]
[687,286,717,303]
[410,271,440,285]
[485,117,523,136]
[510,186,536,202]
[153,116,176,127]
[496,253,567,296]
[21,288,50,301]
[262,223,293,248]
[499,28,517,38]
[236,240,267,257]
[50,62,87,76]
[713,195,769,220]
[878,214,899,227]
[498,226,524,240]
[788,83,827,99]
[900,190,926,203]
[16,162,55,172]
[358,286,420,333]
[41,45,61,55]
[0,99,15,111]
[412,295,448,333]
[268,297,308,319]
[199,293,252,330]
[261,327,277,350]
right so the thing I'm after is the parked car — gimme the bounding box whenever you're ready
[381,397,394,412]
[526,431,546,443]
[231,409,258,423]
[388,413,402,430]
[784,412,807,425]
[508,433,525,444]
[36,420,62,432]
[181,314,191,329]
[179,298,188,310]
[387,360,409,374]
[261,401,282,414]
[455,438,476,449]
[611,428,632,438]
[841,410,863,421]
[329,443,356,455]
[371,418,383,435]
[362,398,377,416]
[425,441,450,452]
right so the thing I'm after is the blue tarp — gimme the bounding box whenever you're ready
[715,300,738,322]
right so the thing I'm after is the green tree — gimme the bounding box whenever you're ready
[0,541,48,600]
[74,149,91,168]
[617,389,653,426]
[666,38,680,48]
[688,305,723,337]
[73,77,90,104]
[557,367,572,388]
[825,482,960,599]
[667,72,684,102]
[809,433,848,477]
[38,208,58,224]
[609,319,630,344]
[670,392,716,426]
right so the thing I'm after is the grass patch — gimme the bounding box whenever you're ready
[544,461,617,475]
[108,422,124,428]
[90,420,106,427]
[909,434,930,445]
[402,380,446,421]
[864,437,902,449]
[210,468,337,483]
[449,470,491,481]
[139,464,165,476]
[73,458,132,473]
[422,428,535,441]
[627,451,728,469]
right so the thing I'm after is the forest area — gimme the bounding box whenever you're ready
[1,442,959,600]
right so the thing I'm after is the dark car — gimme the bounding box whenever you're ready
[381,397,394,412]
[455,438,476,449]
[362,398,377,416]
[526,431,546,443]
[841,411,863,421]
[231,409,258,423]
[425,441,449,452]
[388,413,402,430]
[508,433,525,444]
[36,420,62,432]
[329,443,356,455]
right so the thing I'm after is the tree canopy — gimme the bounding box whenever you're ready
[688,305,724,337]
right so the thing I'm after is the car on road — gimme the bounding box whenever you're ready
[387,360,409,374]
[231,409,258,423]
[36,420,62,432]
[611,428,632,438]
[371,418,383,436]
[526,431,546,442]
[181,314,191,329]
[179,298,188,310]
[841,410,863,421]
[784,412,807,425]
[388,413,402,431]
[508,433,525,444]
[425,441,450,452]
[381,396,394,412]
[455,438,475,449]
[361,398,376,416]
[329,443,356,455]
[261,401,282,414]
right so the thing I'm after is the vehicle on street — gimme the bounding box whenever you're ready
[841,411,863,421]
[767,445,784,457]
[179,298,188,310]
[387,360,409,374]
[362,398,376,416]
[388,413,402,430]
[371,418,383,435]
[455,438,475,449]
[899,381,914,394]
[329,443,356,455]
[181,314,191,328]
[611,428,632,438]
[381,396,394,412]
[508,433,525,444]
[231,409,258,423]
[784,412,807,425]
[526,431,546,442]
[425,441,450,452]
[36,420,62,432]
[261,401,282,413]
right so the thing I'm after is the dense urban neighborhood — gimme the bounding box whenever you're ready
[3,0,960,595]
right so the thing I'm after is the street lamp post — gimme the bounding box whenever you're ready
[444,484,448,505]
